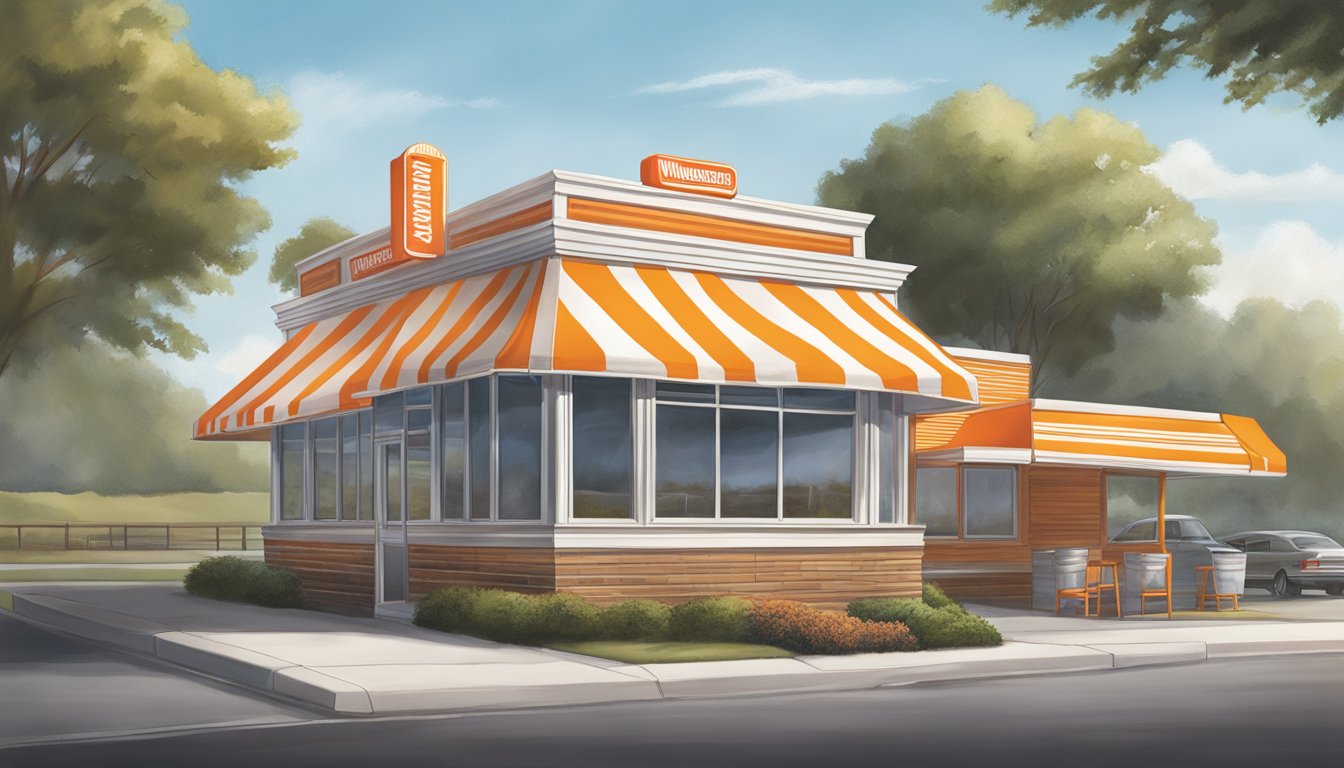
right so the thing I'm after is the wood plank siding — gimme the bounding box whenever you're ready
[264,538,375,615]
[409,545,556,597]
[554,546,923,610]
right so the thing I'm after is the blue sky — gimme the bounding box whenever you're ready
[161,0,1344,398]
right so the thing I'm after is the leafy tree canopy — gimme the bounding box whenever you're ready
[0,0,297,380]
[269,217,356,293]
[818,86,1218,389]
[992,0,1344,124]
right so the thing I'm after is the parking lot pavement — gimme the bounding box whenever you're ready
[0,611,316,749]
[1239,590,1344,620]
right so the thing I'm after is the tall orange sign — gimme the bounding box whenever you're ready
[640,154,737,199]
[391,143,447,260]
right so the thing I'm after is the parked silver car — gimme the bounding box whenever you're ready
[1219,531,1344,597]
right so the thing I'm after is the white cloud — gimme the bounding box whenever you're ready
[1146,139,1344,202]
[286,69,498,135]
[1203,220,1344,316]
[635,67,922,107]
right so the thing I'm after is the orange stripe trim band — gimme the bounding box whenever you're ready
[567,197,853,256]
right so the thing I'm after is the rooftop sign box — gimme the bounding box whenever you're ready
[640,153,737,199]
[351,142,447,282]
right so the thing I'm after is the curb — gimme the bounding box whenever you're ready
[9,593,1344,716]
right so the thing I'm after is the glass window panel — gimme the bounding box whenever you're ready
[720,409,778,518]
[406,431,432,521]
[312,418,339,521]
[405,386,433,406]
[878,396,896,524]
[440,383,465,520]
[1105,475,1160,539]
[655,381,715,404]
[358,411,373,520]
[915,467,956,536]
[383,443,402,523]
[572,377,633,519]
[655,404,715,517]
[374,391,404,439]
[1114,520,1157,543]
[340,414,358,521]
[406,407,432,433]
[964,467,1016,538]
[280,423,306,521]
[497,375,542,521]
[719,386,778,408]
[782,412,853,519]
[468,377,491,520]
[783,388,855,412]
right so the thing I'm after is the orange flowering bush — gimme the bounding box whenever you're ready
[748,599,916,654]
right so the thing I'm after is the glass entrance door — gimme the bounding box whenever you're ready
[376,441,408,603]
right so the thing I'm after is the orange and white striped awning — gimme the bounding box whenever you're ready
[196,258,978,438]
[915,399,1286,477]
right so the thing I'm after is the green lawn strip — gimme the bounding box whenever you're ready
[0,549,261,565]
[549,640,794,664]
[0,567,189,582]
[0,591,12,611]
[0,491,269,525]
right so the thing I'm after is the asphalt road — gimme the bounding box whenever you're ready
[0,612,315,749]
[4,617,1343,768]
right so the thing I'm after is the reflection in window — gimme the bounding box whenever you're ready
[964,467,1015,538]
[441,382,465,520]
[782,412,852,518]
[497,375,542,521]
[374,391,403,439]
[383,443,402,523]
[656,405,715,517]
[1105,475,1159,539]
[406,408,432,522]
[340,414,359,521]
[312,418,339,520]
[572,377,632,519]
[280,423,306,521]
[915,467,956,536]
[358,411,373,520]
[721,409,778,518]
[877,395,896,524]
[468,377,491,520]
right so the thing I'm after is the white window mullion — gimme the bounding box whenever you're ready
[490,375,499,522]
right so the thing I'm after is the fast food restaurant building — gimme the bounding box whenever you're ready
[196,148,1286,614]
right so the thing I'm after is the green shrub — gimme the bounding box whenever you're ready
[847,591,1002,650]
[922,582,960,610]
[532,592,601,641]
[597,599,671,640]
[414,586,484,633]
[747,599,916,654]
[183,556,303,609]
[669,596,751,642]
[467,589,540,644]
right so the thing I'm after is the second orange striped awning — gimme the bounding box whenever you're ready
[915,399,1286,477]
[196,258,978,438]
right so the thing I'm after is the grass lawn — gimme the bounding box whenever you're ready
[0,491,269,525]
[0,567,190,582]
[0,550,261,565]
[0,590,11,611]
[550,641,794,664]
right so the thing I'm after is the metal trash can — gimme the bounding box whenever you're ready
[1052,548,1090,612]
[1123,552,1170,613]
[1211,550,1247,597]
[1032,550,1057,611]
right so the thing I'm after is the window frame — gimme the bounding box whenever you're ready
[651,382,859,523]
[913,462,1020,541]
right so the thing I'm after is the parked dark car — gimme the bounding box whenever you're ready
[1219,531,1344,597]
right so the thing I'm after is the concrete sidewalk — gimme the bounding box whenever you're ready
[5,583,1344,717]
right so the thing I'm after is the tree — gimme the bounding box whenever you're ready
[0,0,297,381]
[991,1,1344,124]
[817,86,1218,390]
[269,217,356,293]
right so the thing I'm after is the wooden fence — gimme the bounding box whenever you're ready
[0,523,263,552]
